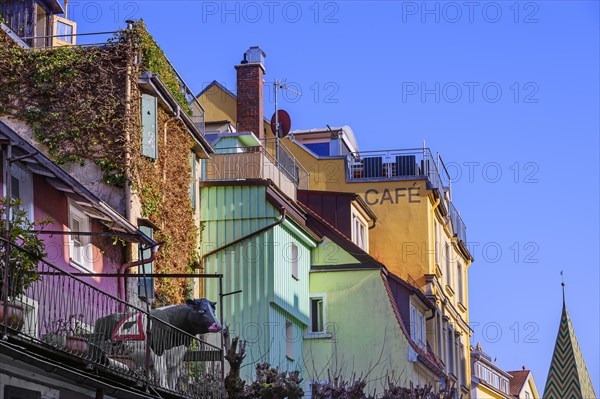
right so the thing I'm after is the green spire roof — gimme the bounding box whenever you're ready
[544,284,597,399]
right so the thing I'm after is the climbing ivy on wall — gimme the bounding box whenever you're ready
[0,21,198,306]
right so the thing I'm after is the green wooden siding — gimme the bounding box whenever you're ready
[201,185,279,250]
[269,306,305,373]
[201,184,314,381]
[273,224,310,325]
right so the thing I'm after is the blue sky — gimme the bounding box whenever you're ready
[70,0,599,393]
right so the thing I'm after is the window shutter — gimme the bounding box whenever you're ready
[141,94,158,159]
[138,225,155,300]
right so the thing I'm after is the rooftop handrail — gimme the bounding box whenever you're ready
[18,25,207,135]
[208,140,301,186]
[0,237,223,397]
[260,137,310,185]
[447,200,467,244]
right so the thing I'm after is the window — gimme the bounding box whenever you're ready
[56,20,73,43]
[445,243,452,288]
[304,142,330,156]
[447,328,454,374]
[352,211,368,251]
[310,296,325,333]
[291,243,299,279]
[141,93,158,159]
[436,312,442,356]
[500,378,509,393]
[459,338,466,386]
[525,393,530,399]
[285,320,294,360]
[190,152,197,209]
[434,220,439,265]
[457,262,463,303]
[410,304,426,348]
[68,203,92,271]
[138,226,155,300]
[8,163,34,220]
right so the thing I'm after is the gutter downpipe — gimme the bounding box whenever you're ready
[199,209,287,267]
[118,244,159,312]
[430,197,441,266]
[200,208,287,364]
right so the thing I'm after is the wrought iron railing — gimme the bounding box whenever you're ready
[0,238,223,398]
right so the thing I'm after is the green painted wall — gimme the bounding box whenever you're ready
[311,237,361,266]
[304,269,437,393]
[201,184,313,381]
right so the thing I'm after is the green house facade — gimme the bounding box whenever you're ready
[201,182,318,381]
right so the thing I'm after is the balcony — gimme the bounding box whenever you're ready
[346,148,467,245]
[0,239,223,398]
[447,200,467,246]
[203,139,308,200]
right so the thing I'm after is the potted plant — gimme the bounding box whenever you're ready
[42,313,90,355]
[0,197,50,333]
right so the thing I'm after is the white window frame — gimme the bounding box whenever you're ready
[285,320,294,360]
[308,294,328,337]
[291,243,299,280]
[351,209,368,251]
[6,162,34,221]
[409,303,426,349]
[68,202,93,272]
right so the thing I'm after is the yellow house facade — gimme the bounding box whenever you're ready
[283,127,474,397]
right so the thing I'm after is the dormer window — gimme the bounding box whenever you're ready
[410,303,426,349]
[352,211,368,251]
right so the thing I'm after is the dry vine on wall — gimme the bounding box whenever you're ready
[0,21,198,306]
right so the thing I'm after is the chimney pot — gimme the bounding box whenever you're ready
[245,46,266,67]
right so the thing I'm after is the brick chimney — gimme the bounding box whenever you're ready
[236,46,266,139]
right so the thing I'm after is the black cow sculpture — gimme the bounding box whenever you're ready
[93,299,222,390]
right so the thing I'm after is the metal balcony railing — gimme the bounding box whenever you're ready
[346,148,467,245]
[346,148,444,189]
[203,140,308,199]
[0,238,223,398]
[447,201,467,245]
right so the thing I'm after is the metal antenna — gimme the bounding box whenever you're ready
[273,79,302,159]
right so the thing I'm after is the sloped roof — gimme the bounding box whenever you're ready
[298,200,445,377]
[0,121,154,246]
[543,288,597,399]
[507,370,529,397]
[380,272,446,377]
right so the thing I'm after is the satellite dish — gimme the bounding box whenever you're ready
[270,110,291,138]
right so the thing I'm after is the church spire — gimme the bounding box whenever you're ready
[543,278,597,399]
